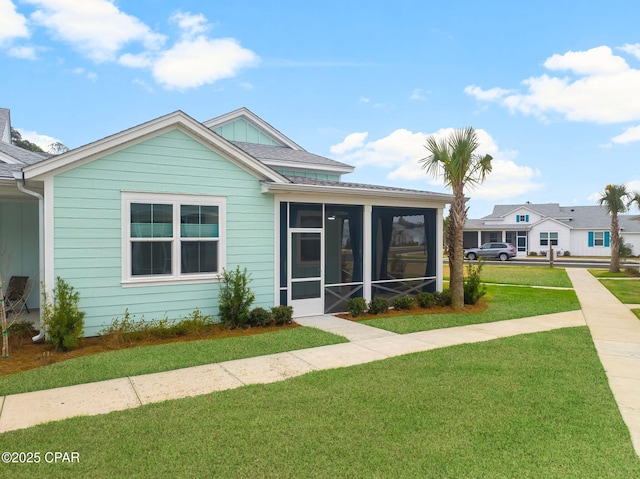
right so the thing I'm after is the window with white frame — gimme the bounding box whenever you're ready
[540,232,558,246]
[594,231,604,246]
[122,192,225,284]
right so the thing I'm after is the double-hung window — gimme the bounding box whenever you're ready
[123,192,225,284]
[540,232,558,246]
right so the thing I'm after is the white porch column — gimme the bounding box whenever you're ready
[477,230,481,247]
[437,207,444,292]
[363,205,372,302]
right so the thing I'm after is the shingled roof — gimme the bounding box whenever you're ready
[467,202,640,232]
[232,141,354,173]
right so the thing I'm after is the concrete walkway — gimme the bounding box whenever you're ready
[0,268,638,460]
[565,268,640,456]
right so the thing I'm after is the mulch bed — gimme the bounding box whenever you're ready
[0,323,299,377]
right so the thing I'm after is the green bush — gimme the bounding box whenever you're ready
[101,309,214,345]
[218,266,255,328]
[393,295,415,310]
[42,277,86,351]
[368,297,389,315]
[463,261,486,305]
[416,291,436,308]
[249,307,272,327]
[433,289,452,306]
[563,250,571,257]
[346,297,367,317]
[169,309,214,336]
[270,305,293,325]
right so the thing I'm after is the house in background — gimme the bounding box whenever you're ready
[0,107,451,336]
[464,203,640,257]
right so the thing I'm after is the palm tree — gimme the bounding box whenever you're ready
[598,184,629,273]
[420,127,493,309]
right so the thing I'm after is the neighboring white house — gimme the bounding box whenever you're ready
[464,203,640,257]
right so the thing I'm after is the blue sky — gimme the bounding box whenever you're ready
[2,0,640,217]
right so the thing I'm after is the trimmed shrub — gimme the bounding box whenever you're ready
[347,297,367,317]
[249,307,272,327]
[271,305,293,325]
[563,250,571,257]
[393,295,415,310]
[416,291,436,308]
[218,266,255,329]
[368,297,389,315]
[434,289,452,307]
[42,277,86,351]
[463,261,486,305]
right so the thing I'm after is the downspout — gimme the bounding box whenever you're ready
[13,171,45,342]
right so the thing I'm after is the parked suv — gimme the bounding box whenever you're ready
[464,242,516,261]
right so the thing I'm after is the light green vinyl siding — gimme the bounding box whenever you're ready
[53,129,274,336]
[0,200,39,309]
[274,169,341,182]
[211,118,281,146]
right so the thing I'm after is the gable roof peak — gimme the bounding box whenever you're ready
[203,107,304,151]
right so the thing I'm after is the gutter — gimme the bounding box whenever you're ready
[13,171,45,342]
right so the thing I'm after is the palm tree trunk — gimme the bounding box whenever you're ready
[449,189,466,309]
[610,214,620,273]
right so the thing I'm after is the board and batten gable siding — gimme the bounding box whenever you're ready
[211,118,281,146]
[52,129,275,336]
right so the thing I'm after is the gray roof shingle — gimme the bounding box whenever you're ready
[232,141,353,171]
[286,175,450,196]
[467,202,640,233]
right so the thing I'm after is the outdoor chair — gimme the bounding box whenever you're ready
[4,276,30,315]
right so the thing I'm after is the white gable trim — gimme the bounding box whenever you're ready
[203,107,304,151]
[22,111,288,184]
[530,216,573,230]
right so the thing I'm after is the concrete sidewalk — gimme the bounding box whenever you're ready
[0,310,585,434]
[566,268,640,456]
[0,268,638,460]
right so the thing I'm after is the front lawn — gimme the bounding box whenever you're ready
[3,328,638,478]
[598,278,640,304]
[0,327,347,395]
[445,264,573,287]
[361,284,580,334]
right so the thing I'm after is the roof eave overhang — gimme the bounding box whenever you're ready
[22,111,289,184]
[262,159,355,174]
[262,181,453,203]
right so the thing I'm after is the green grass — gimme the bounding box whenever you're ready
[445,264,573,287]
[3,328,639,478]
[361,284,580,334]
[479,264,573,287]
[598,278,640,304]
[0,327,347,396]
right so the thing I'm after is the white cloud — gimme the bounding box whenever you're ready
[612,124,640,144]
[410,88,429,100]
[544,46,628,75]
[619,43,640,60]
[170,11,210,38]
[26,0,166,62]
[118,52,153,68]
[152,37,259,90]
[331,127,543,201]
[8,45,37,60]
[17,128,62,152]
[330,132,368,155]
[466,45,640,125]
[0,0,29,45]
[464,85,511,101]
[71,67,97,81]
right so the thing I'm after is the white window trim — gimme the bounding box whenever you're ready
[121,191,226,287]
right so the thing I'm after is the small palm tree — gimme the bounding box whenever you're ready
[420,127,493,309]
[598,184,629,273]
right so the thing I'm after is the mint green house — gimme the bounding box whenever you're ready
[0,107,451,336]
